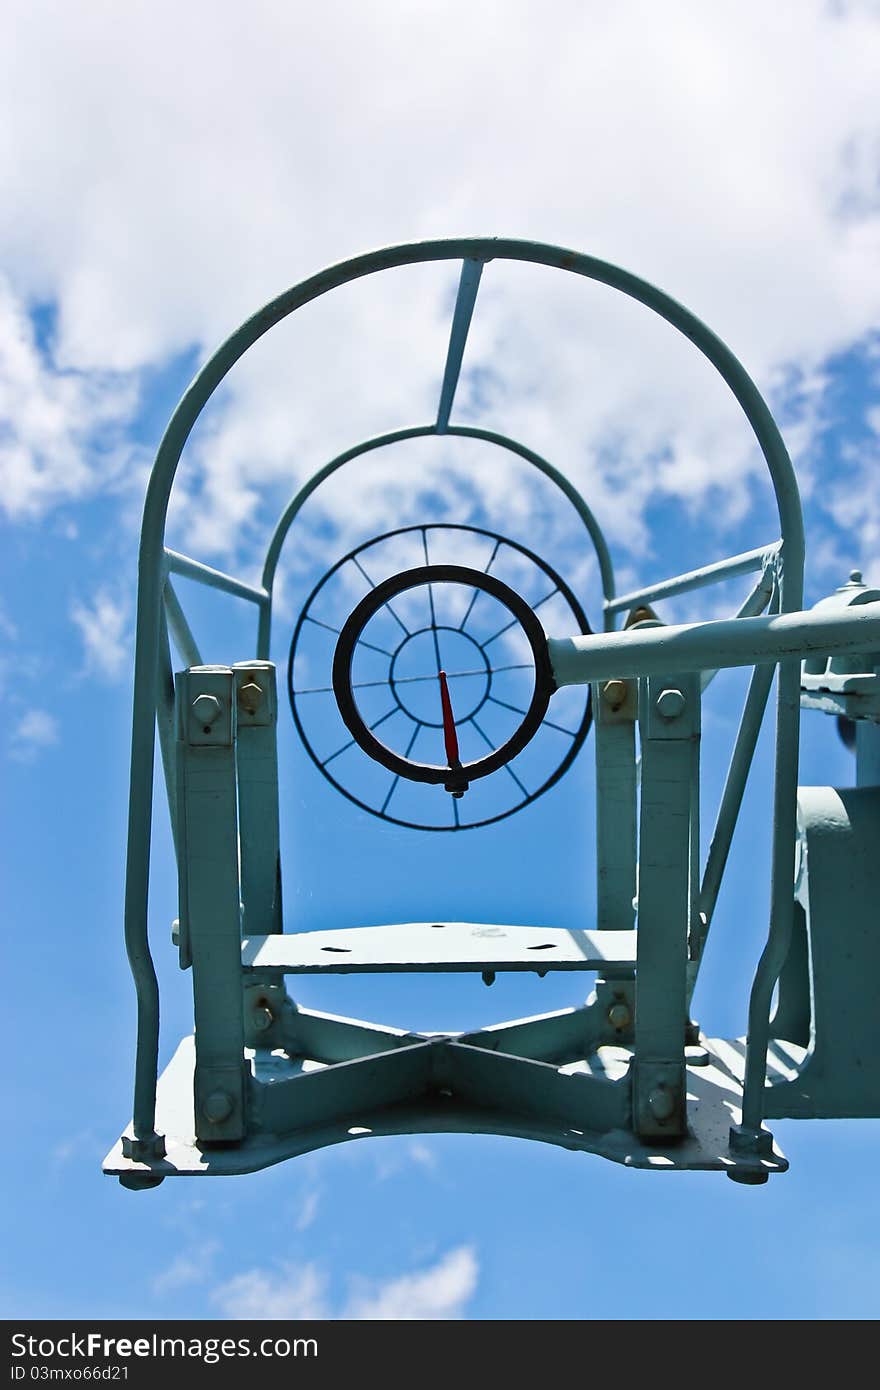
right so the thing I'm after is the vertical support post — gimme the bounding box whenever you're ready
[633,672,701,1140]
[176,665,247,1142]
[593,678,638,932]
[856,721,880,788]
[593,676,638,1043]
[156,611,179,855]
[232,662,283,937]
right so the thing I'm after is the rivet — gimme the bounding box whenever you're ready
[656,688,685,720]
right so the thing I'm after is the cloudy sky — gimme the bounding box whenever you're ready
[2,0,879,1321]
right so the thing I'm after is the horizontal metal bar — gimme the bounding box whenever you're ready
[436,259,484,432]
[165,548,269,606]
[163,579,202,668]
[242,922,638,973]
[605,543,779,615]
[700,565,776,692]
[550,602,880,686]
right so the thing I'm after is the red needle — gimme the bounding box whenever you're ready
[438,670,460,766]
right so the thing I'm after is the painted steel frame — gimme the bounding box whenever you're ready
[111,237,841,1183]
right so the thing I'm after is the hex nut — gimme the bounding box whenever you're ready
[238,681,264,715]
[202,1089,234,1123]
[647,1085,676,1122]
[601,679,628,710]
[192,693,223,727]
[607,1002,632,1031]
[656,687,686,720]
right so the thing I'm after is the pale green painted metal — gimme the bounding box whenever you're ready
[632,673,701,1141]
[232,663,283,939]
[592,678,637,933]
[765,786,880,1118]
[118,238,810,1165]
[548,603,880,684]
[605,542,780,616]
[165,547,270,608]
[163,578,202,669]
[175,666,247,1143]
[436,259,484,432]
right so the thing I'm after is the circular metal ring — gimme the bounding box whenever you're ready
[332,565,555,785]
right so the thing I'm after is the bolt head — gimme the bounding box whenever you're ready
[192,693,222,726]
[647,1084,676,1122]
[601,679,628,710]
[252,1005,274,1032]
[607,1002,631,1031]
[656,687,686,720]
[202,1089,234,1123]
[238,681,264,715]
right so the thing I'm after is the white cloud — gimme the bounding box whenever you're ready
[0,0,878,571]
[212,1264,328,1321]
[153,1242,219,1296]
[407,1141,437,1171]
[345,1246,478,1320]
[211,1245,478,1322]
[0,276,135,520]
[295,1188,321,1232]
[9,709,59,761]
[70,590,129,680]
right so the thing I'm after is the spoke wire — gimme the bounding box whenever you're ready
[459,538,501,632]
[351,555,410,637]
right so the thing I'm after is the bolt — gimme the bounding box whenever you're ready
[601,679,627,710]
[202,1089,234,1123]
[238,681,264,715]
[252,1005,274,1032]
[607,1002,631,1031]
[849,569,863,586]
[192,693,222,727]
[647,1084,676,1122]
[656,687,685,720]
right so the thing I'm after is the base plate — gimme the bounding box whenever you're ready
[104,1027,787,1184]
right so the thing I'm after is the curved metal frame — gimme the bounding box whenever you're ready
[123,238,805,1147]
[259,423,617,655]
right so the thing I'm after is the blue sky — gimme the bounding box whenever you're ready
[2,1,879,1321]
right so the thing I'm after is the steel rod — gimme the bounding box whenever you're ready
[741,658,802,1133]
[165,548,269,607]
[605,542,779,615]
[163,578,202,669]
[549,602,880,686]
[436,258,484,432]
[700,565,776,691]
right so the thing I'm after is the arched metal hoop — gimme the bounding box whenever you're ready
[287,523,593,831]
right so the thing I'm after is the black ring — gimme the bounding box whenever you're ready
[332,565,555,785]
